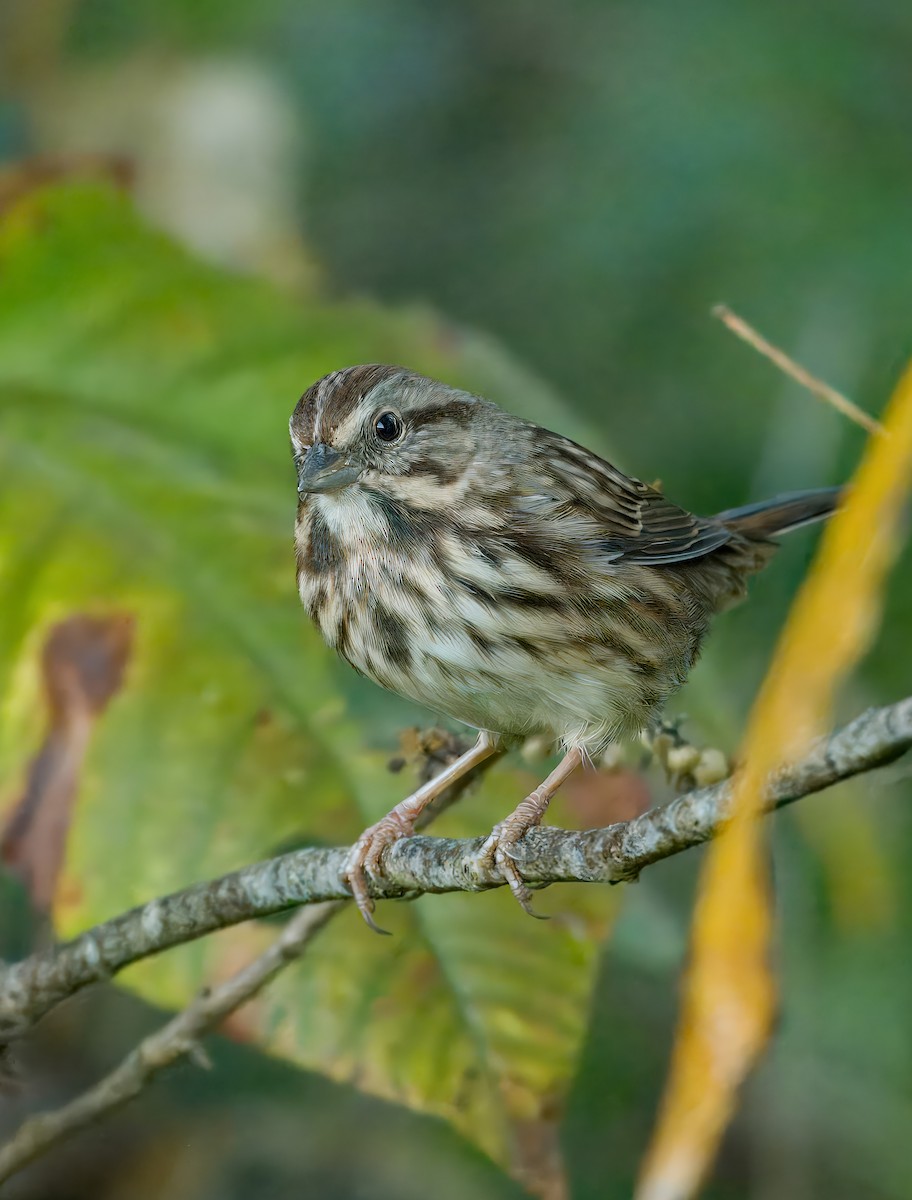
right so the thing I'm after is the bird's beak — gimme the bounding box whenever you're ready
[297,443,361,495]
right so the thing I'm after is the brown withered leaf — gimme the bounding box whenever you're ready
[508,1104,568,1200]
[0,153,134,216]
[1,614,134,911]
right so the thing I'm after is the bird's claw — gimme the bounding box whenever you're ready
[480,821,549,920]
[343,811,415,934]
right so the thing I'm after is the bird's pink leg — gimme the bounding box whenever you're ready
[480,746,584,916]
[345,732,499,932]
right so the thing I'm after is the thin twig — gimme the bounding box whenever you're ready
[712,303,885,435]
[0,696,909,1045]
[0,900,342,1185]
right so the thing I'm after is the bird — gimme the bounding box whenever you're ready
[290,364,840,930]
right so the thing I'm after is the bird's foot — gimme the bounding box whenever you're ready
[479,796,550,919]
[343,810,416,934]
[345,731,502,934]
[479,746,584,917]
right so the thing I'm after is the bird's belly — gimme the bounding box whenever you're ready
[307,551,680,751]
[389,625,659,750]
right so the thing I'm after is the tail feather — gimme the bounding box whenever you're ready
[715,486,843,538]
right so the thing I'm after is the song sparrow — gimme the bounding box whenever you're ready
[291,365,840,929]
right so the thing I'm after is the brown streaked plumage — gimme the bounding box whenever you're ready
[290,365,841,929]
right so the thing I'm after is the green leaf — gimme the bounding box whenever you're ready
[0,181,617,1163]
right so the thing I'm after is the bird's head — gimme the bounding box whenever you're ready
[290,365,496,509]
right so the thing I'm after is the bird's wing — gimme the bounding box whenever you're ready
[516,430,732,566]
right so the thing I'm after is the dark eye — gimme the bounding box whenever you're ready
[374,411,403,442]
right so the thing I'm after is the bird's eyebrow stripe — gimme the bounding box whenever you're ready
[412,400,476,427]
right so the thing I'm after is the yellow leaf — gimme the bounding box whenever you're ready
[637,360,912,1200]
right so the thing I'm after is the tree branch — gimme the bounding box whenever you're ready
[0,697,909,1044]
[0,901,343,1185]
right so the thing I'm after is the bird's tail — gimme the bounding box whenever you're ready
[715,486,843,538]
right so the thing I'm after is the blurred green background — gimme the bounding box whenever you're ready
[1,1,911,1198]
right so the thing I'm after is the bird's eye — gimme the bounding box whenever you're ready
[374,411,403,443]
